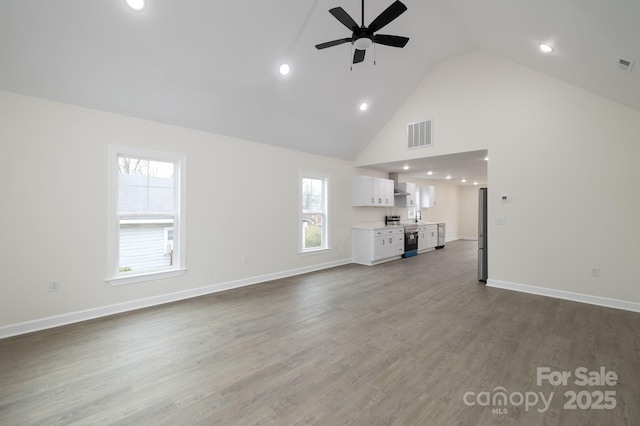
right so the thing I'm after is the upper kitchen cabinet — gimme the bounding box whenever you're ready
[352,176,374,206]
[395,182,416,207]
[352,176,394,207]
[420,185,436,208]
[381,179,394,207]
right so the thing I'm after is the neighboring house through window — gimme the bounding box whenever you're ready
[300,172,329,252]
[108,145,186,285]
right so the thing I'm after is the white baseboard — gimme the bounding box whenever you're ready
[0,258,353,339]
[487,279,640,313]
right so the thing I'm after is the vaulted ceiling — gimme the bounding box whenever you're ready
[1,0,638,162]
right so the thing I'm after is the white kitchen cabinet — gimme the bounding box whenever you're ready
[420,185,436,208]
[418,224,438,252]
[418,225,427,252]
[373,234,385,260]
[382,229,404,258]
[352,176,375,206]
[352,176,394,207]
[353,227,404,265]
[381,179,394,207]
[425,225,438,250]
[396,182,416,207]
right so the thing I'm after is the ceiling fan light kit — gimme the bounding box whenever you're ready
[125,0,146,12]
[354,37,373,50]
[315,0,409,65]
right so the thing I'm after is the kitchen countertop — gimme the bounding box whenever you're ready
[352,221,442,230]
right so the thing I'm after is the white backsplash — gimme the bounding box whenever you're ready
[353,206,428,226]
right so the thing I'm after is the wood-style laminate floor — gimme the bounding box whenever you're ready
[1,240,639,425]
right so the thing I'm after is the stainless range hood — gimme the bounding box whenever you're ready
[388,173,409,196]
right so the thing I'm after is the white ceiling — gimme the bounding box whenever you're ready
[1,0,638,173]
[368,150,489,185]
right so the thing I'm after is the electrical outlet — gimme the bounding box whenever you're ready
[242,255,249,264]
[49,280,60,292]
[591,267,600,277]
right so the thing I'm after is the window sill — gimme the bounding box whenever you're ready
[107,268,187,286]
[299,247,331,256]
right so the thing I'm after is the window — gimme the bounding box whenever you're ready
[409,188,420,220]
[108,145,186,285]
[300,173,328,252]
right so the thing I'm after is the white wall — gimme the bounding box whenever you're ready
[356,50,640,307]
[458,185,480,240]
[0,90,356,332]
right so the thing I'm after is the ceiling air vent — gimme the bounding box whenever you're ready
[407,119,433,149]
[618,58,635,72]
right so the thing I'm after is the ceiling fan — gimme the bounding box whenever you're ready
[315,0,409,65]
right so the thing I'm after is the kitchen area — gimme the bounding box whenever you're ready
[350,150,487,268]
[351,172,447,266]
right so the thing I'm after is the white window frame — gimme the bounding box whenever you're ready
[107,145,187,285]
[299,171,329,254]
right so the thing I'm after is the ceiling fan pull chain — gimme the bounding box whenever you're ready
[374,43,377,66]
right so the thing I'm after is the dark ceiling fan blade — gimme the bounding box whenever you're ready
[315,38,352,50]
[353,49,366,64]
[329,7,359,31]
[368,1,408,32]
[373,34,409,48]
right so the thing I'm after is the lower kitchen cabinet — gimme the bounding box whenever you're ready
[418,224,438,252]
[353,227,404,266]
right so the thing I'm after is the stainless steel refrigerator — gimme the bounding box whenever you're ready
[478,188,488,282]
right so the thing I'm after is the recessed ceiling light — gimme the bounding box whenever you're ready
[539,43,554,53]
[359,102,369,112]
[427,171,433,176]
[403,165,410,170]
[125,0,146,11]
[484,157,489,161]
[461,179,467,183]
[474,182,478,185]
[278,63,290,76]
[446,175,451,180]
